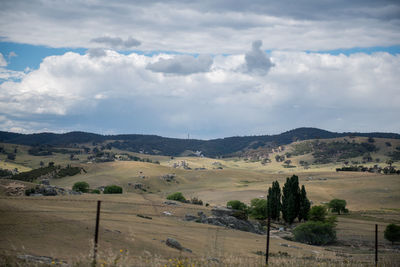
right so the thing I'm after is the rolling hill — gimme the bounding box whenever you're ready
[0,127,399,158]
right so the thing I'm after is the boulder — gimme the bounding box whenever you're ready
[166,238,183,250]
[166,238,192,253]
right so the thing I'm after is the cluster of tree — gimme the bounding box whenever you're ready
[9,163,83,182]
[312,141,378,164]
[166,192,205,206]
[336,165,400,175]
[0,168,13,177]
[275,155,285,162]
[28,145,82,156]
[72,182,121,194]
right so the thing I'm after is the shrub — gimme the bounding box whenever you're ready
[190,197,203,205]
[227,200,248,211]
[104,185,123,194]
[384,224,400,245]
[167,192,186,202]
[72,181,90,193]
[249,198,268,220]
[90,189,101,194]
[293,221,336,245]
[308,205,327,222]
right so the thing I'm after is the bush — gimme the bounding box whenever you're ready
[227,200,248,211]
[72,181,90,193]
[167,192,186,202]
[308,205,327,222]
[293,221,336,245]
[104,185,123,194]
[249,198,268,220]
[384,223,400,245]
[90,189,101,194]
[190,197,203,205]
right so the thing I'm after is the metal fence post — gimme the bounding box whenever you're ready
[375,224,378,266]
[93,200,101,266]
[265,215,270,266]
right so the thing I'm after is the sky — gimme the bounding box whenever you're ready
[0,0,399,139]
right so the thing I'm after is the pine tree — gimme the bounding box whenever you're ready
[298,185,311,221]
[282,175,300,224]
[267,181,281,220]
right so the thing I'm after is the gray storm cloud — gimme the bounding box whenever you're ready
[244,40,273,75]
[90,36,141,49]
[146,54,213,75]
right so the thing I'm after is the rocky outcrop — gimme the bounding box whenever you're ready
[25,184,81,196]
[184,208,264,234]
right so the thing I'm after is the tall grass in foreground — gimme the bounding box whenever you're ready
[2,250,400,267]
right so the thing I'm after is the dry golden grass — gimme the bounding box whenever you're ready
[1,138,400,266]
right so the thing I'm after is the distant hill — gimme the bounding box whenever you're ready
[0,127,399,158]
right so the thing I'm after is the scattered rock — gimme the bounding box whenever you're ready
[162,211,173,216]
[2,182,26,196]
[17,254,67,266]
[207,257,220,263]
[40,179,50,185]
[164,200,180,206]
[161,174,176,182]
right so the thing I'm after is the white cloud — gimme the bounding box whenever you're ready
[0,49,399,137]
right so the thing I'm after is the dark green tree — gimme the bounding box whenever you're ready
[267,181,281,220]
[328,199,348,215]
[298,185,311,221]
[384,224,400,245]
[282,175,300,224]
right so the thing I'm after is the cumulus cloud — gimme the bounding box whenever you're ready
[244,40,273,75]
[0,50,399,137]
[90,36,141,49]
[146,54,213,75]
